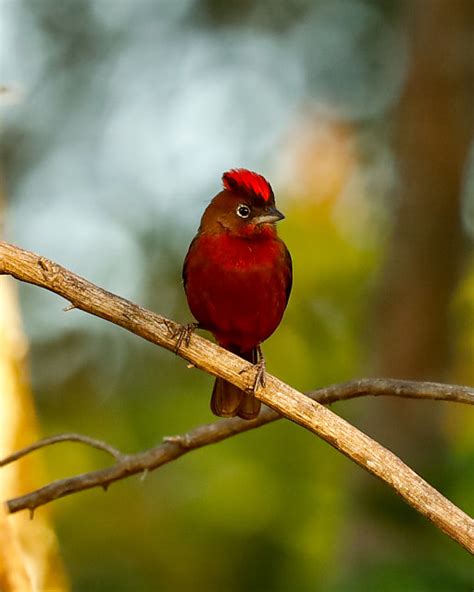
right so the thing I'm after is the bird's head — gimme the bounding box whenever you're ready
[199,169,285,237]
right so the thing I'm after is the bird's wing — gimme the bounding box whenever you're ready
[182,235,199,291]
[283,242,293,305]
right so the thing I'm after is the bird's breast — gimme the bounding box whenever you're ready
[184,232,290,351]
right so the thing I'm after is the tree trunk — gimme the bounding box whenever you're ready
[369,0,474,462]
[341,0,474,565]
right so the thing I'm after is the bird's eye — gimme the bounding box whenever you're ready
[236,204,251,219]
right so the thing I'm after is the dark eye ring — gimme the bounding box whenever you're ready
[236,204,251,219]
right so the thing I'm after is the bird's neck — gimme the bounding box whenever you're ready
[195,229,283,269]
[202,223,278,241]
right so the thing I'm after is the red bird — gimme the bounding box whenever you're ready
[183,169,292,420]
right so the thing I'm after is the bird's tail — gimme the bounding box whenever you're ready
[210,348,261,420]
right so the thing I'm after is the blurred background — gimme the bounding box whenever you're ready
[0,0,473,590]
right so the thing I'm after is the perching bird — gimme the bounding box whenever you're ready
[183,169,292,420]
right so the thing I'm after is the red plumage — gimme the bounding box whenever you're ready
[222,169,274,202]
[183,169,292,420]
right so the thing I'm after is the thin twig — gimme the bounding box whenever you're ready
[3,377,472,471]
[3,378,473,513]
[0,434,124,467]
[307,377,474,406]
[3,377,474,515]
[0,240,473,554]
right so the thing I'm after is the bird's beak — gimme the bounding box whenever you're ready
[253,207,285,225]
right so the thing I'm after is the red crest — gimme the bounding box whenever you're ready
[222,169,273,202]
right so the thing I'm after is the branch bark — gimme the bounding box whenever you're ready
[0,240,473,553]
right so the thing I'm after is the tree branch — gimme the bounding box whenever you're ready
[0,433,124,466]
[307,377,474,406]
[0,240,473,553]
[2,378,473,517]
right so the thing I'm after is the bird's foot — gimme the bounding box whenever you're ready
[166,322,200,353]
[239,346,266,394]
[252,356,266,393]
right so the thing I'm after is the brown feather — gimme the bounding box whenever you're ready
[210,348,261,420]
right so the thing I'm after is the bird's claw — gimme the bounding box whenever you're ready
[169,322,199,353]
[239,349,266,394]
[252,357,266,393]
[163,320,201,353]
[239,362,266,394]
[162,319,178,336]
